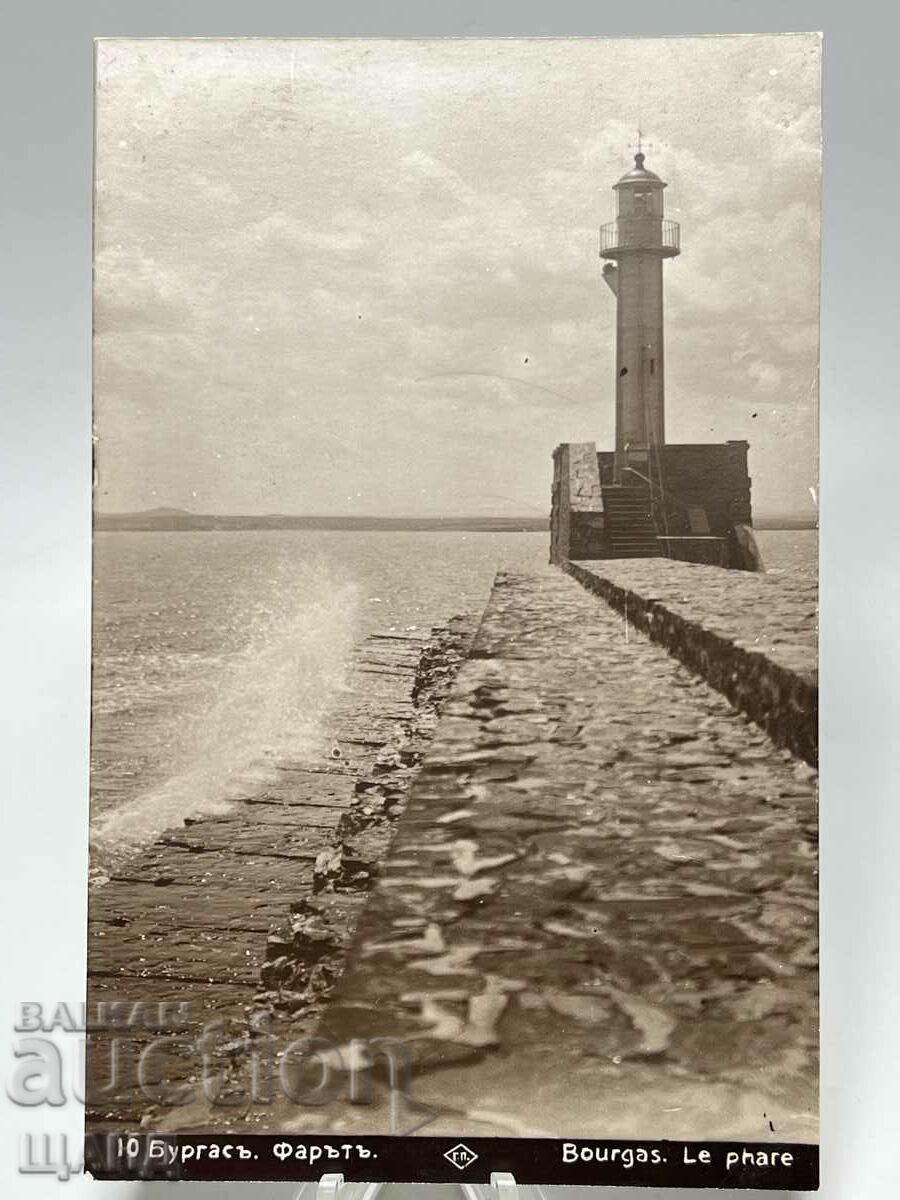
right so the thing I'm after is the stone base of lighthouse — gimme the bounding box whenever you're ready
[550,439,760,571]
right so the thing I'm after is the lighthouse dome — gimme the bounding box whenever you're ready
[614,152,666,189]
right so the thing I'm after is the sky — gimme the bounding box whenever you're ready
[94,35,821,518]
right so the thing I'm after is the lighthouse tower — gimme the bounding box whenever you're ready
[600,151,680,482]
[550,148,755,570]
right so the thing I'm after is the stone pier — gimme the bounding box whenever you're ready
[565,559,817,765]
[86,562,818,1147]
[85,620,474,1132]
[302,568,818,1142]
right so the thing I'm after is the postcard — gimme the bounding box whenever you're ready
[86,35,821,1188]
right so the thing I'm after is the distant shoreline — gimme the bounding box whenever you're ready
[94,513,550,533]
[95,511,820,535]
[752,519,819,532]
[94,512,816,534]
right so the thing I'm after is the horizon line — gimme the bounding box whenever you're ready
[94,508,816,523]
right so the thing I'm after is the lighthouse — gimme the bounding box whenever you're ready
[600,151,680,482]
[550,147,755,570]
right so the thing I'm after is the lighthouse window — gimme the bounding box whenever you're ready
[633,192,650,212]
[650,358,656,375]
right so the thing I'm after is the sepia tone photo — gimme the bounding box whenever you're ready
[86,35,820,1188]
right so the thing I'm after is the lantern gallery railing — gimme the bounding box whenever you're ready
[599,217,681,257]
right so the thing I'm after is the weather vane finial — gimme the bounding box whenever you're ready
[632,128,646,167]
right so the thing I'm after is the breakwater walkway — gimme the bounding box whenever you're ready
[306,568,818,1142]
[86,620,473,1132]
[565,559,817,764]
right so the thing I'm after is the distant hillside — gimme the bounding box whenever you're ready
[753,516,818,531]
[94,510,549,534]
[94,508,814,535]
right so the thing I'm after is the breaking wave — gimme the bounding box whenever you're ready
[90,554,359,881]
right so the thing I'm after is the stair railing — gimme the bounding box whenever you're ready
[621,464,698,544]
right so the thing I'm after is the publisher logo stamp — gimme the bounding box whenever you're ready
[443,1143,478,1171]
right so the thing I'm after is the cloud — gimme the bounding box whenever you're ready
[93,35,821,516]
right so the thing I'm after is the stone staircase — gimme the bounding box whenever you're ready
[601,484,662,558]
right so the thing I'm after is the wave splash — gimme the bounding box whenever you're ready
[90,559,359,881]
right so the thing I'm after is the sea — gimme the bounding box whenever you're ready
[89,528,816,877]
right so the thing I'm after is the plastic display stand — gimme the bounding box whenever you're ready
[295,1171,531,1200]
[294,1174,383,1200]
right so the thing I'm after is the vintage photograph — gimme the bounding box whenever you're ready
[86,36,820,1187]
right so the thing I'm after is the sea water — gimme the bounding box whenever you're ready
[89,530,549,875]
[89,528,815,876]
